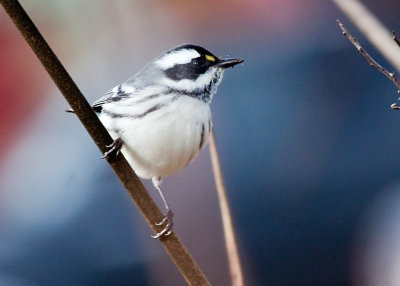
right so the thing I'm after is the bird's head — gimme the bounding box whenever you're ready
[152,44,243,102]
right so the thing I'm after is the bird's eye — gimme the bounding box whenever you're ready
[192,57,201,65]
[192,56,206,66]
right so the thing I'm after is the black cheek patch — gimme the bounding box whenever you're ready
[164,63,209,81]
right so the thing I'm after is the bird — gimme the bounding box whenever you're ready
[92,44,243,238]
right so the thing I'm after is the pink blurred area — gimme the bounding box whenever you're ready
[0,15,48,163]
[162,0,320,34]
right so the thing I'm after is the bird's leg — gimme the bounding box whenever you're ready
[101,138,123,159]
[151,177,174,239]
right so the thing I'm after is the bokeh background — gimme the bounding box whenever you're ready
[2,0,400,285]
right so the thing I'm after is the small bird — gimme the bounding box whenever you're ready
[92,44,243,238]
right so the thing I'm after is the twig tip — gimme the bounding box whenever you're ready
[391,103,400,110]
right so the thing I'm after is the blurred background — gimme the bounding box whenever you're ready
[2,0,400,285]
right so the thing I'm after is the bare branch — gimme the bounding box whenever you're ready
[0,0,210,285]
[337,20,400,92]
[332,0,400,71]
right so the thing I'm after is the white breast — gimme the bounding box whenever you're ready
[100,95,212,179]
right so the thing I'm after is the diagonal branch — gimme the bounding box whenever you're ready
[332,0,400,71]
[0,0,210,285]
[337,20,400,110]
[337,20,400,92]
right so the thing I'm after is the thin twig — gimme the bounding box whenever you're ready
[337,20,400,92]
[0,1,210,285]
[333,0,400,110]
[392,31,400,48]
[390,103,400,110]
[337,19,400,111]
[391,30,400,109]
[209,131,244,286]
[332,0,400,72]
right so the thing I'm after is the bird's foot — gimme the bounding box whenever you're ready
[101,138,123,159]
[151,209,174,239]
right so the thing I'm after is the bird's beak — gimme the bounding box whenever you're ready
[215,58,244,69]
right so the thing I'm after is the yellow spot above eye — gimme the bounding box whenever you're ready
[205,55,216,62]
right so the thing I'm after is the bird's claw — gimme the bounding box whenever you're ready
[151,210,174,239]
[101,138,123,159]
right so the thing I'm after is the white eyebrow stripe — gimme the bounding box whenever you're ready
[155,49,201,69]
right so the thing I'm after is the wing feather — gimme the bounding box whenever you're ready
[92,84,136,112]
